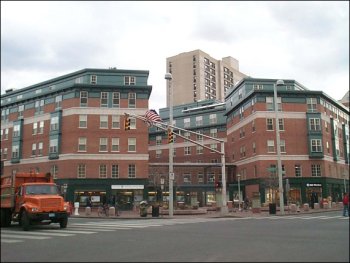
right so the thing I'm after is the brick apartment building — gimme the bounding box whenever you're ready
[149,78,349,209]
[1,68,152,210]
[225,77,349,206]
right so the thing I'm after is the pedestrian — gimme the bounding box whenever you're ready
[342,192,349,217]
[86,197,92,208]
[243,197,249,211]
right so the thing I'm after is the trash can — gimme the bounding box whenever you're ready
[269,203,276,215]
[139,201,148,217]
[152,204,159,217]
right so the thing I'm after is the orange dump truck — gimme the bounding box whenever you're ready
[0,172,69,231]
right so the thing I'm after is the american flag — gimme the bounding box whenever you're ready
[144,109,162,125]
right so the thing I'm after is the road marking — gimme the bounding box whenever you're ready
[1,234,50,240]
[1,239,24,243]
[1,230,74,237]
[36,229,96,234]
[69,225,132,230]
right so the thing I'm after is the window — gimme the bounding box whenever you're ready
[125,76,136,85]
[280,140,286,153]
[99,164,107,178]
[100,115,108,129]
[311,139,322,152]
[311,164,321,177]
[128,164,136,178]
[267,140,275,153]
[309,118,321,131]
[295,164,302,177]
[209,114,217,124]
[38,142,43,156]
[35,99,44,114]
[79,115,87,128]
[80,91,88,107]
[156,149,162,158]
[51,165,58,179]
[77,164,86,178]
[99,138,108,152]
[196,116,203,126]
[12,145,19,158]
[211,143,217,152]
[18,105,24,118]
[100,92,108,107]
[130,117,136,129]
[128,138,136,152]
[128,93,136,108]
[49,139,58,153]
[78,137,87,152]
[39,121,44,134]
[183,174,191,184]
[207,172,215,182]
[3,148,8,160]
[111,164,119,178]
[112,115,120,129]
[13,124,20,137]
[240,145,246,158]
[50,116,59,131]
[112,92,120,108]
[91,75,97,84]
[111,138,119,152]
[252,120,256,132]
[33,122,38,135]
[198,173,204,183]
[197,146,203,154]
[210,128,218,138]
[31,143,37,156]
[184,118,191,128]
[307,98,317,112]
[253,142,256,154]
[4,128,8,140]
[266,97,281,111]
[184,132,190,142]
[55,95,62,109]
[278,118,284,131]
[184,146,191,155]
[156,136,162,146]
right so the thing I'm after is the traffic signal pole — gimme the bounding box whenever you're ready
[126,112,229,215]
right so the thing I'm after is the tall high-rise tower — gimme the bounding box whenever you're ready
[166,49,247,107]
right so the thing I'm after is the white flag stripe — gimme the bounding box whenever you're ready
[1,234,50,240]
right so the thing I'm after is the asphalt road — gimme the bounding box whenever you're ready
[1,211,348,262]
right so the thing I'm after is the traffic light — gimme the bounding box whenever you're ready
[167,128,174,143]
[124,118,131,130]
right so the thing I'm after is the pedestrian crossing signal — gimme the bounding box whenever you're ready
[167,128,174,143]
[124,118,131,130]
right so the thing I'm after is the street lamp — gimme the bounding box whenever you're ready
[165,73,174,217]
[274,79,285,215]
[237,174,241,212]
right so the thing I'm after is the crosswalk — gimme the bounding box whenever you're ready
[1,215,347,243]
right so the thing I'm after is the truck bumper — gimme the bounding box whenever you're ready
[28,212,68,222]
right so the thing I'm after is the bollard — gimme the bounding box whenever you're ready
[303,203,309,211]
[109,206,115,217]
[290,204,297,213]
[74,202,80,216]
[85,206,91,216]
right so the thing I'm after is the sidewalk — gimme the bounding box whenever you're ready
[70,206,343,220]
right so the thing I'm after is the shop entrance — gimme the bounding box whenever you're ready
[116,191,134,211]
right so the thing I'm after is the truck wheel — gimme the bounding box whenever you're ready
[59,216,68,228]
[21,211,31,231]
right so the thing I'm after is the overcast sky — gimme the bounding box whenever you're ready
[1,1,349,111]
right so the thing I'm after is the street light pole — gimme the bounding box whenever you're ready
[237,174,241,212]
[274,79,285,215]
[165,73,174,217]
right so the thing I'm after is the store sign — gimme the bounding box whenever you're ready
[306,183,322,187]
[111,185,144,190]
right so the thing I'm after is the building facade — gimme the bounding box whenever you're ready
[166,49,247,107]
[225,78,349,206]
[1,68,153,210]
[148,99,230,208]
